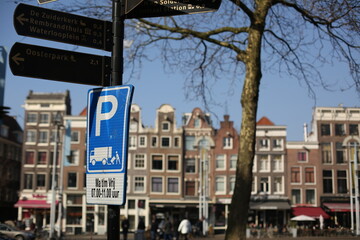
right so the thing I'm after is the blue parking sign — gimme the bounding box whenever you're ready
[86,85,134,205]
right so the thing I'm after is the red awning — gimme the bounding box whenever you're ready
[292,207,330,219]
[14,199,58,209]
[323,203,352,212]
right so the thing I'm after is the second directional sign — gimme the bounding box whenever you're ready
[126,0,222,18]
[9,42,111,86]
[14,3,112,51]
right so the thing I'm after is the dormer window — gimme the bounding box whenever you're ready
[130,121,137,132]
[223,137,233,149]
[194,118,200,128]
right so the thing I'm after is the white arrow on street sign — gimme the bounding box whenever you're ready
[86,85,134,206]
[38,0,58,4]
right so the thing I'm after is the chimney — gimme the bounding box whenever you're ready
[303,123,308,142]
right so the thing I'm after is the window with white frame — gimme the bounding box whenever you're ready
[26,113,37,124]
[71,131,80,143]
[151,155,163,170]
[229,154,237,170]
[297,151,307,162]
[194,118,200,128]
[161,137,170,148]
[259,139,269,150]
[139,136,147,147]
[273,155,283,172]
[134,176,145,192]
[68,172,77,188]
[273,139,283,149]
[216,154,226,170]
[129,121,138,132]
[69,150,79,165]
[185,158,195,173]
[39,113,50,124]
[229,176,235,193]
[259,155,269,172]
[260,177,270,193]
[174,136,181,148]
[215,176,226,194]
[26,130,36,143]
[151,177,163,193]
[37,151,47,165]
[38,130,48,144]
[24,173,33,189]
[185,136,195,150]
[151,136,158,147]
[162,122,170,131]
[167,177,179,193]
[305,189,315,204]
[291,189,301,205]
[25,151,35,164]
[251,177,257,194]
[167,155,179,171]
[36,174,46,189]
[129,136,137,149]
[223,137,233,149]
[274,176,283,193]
[134,154,145,169]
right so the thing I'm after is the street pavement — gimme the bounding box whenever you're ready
[61,233,360,240]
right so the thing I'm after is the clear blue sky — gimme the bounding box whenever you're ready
[1,1,358,141]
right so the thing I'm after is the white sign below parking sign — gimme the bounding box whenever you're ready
[86,85,134,205]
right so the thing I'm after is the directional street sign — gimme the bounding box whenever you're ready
[126,0,222,18]
[9,42,111,86]
[14,3,112,51]
[86,85,134,205]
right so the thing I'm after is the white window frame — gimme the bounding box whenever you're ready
[134,176,146,193]
[138,135,147,148]
[67,172,78,189]
[39,113,50,125]
[167,177,180,195]
[161,136,171,148]
[26,113,37,125]
[167,154,180,172]
[151,136,158,148]
[71,131,80,143]
[162,121,170,132]
[134,153,146,169]
[273,176,284,194]
[150,176,164,194]
[174,136,181,148]
[151,154,164,172]
[129,135,137,149]
[230,154,237,170]
[229,176,236,194]
[272,138,283,150]
[259,155,270,172]
[273,155,284,172]
[251,176,257,194]
[291,189,302,205]
[38,130,49,145]
[215,176,226,195]
[259,139,270,151]
[215,154,226,170]
[223,137,233,149]
[260,177,270,194]
[69,150,80,166]
[26,130,37,144]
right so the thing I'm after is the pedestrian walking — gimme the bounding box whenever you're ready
[121,218,129,240]
[178,218,191,240]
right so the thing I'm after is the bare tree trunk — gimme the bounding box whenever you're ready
[225,2,270,239]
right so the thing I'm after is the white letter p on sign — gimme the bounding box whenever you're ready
[96,95,118,136]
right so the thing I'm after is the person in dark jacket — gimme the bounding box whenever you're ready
[122,218,130,240]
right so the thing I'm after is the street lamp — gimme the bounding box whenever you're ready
[343,136,360,236]
[50,111,63,239]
